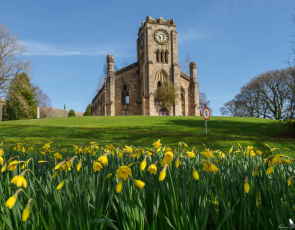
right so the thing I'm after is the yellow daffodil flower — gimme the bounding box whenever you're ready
[116,166,132,181]
[148,163,157,175]
[22,199,33,222]
[127,162,139,168]
[93,161,103,172]
[5,189,22,209]
[244,177,250,193]
[255,150,262,156]
[287,176,294,187]
[77,159,82,172]
[97,155,108,166]
[116,179,123,193]
[164,151,173,162]
[134,180,145,189]
[175,157,181,168]
[192,167,199,180]
[153,140,162,148]
[201,149,214,159]
[186,151,195,158]
[159,164,168,181]
[57,180,66,190]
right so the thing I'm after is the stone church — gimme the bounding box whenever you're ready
[91,16,200,116]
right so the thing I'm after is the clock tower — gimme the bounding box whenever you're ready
[137,16,182,116]
[92,16,200,117]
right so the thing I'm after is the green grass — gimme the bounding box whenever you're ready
[0,116,294,156]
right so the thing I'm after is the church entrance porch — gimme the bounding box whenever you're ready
[159,108,169,116]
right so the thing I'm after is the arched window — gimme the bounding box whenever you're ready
[121,85,129,104]
[156,50,159,62]
[165,51,168,63]
[157,81,161,88]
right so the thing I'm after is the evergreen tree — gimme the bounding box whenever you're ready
[2,73,37,121]
[68,109,76,117]
[83,104,92,116]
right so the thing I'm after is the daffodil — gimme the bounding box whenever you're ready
[287,176,294,187]
[266,164,276,175]
[5,189,22,209]
[175,156,181,168]
[97,155,108,166]
[203,160,219,174]
[159,164,168,181]
[11,169,30,188]
[77,159,82,172]
[134,180,145,189]
[52,171,59,179]
[57,180,66,190]
[153,140,162,148]
[201,149,214,159]
[102,173,113,184]
[255,150,262,156]
[0,155,3,165]
[127,162,139,168]
[253,165,261,177]
[116,166,132,181]
[229,146,233,154]
[164,151,173,162]
[93,161,103,172]
[148,162,157,174]
[244,177,250,193]
[140,155,148,171]
[21,158,33,169]
[116,179,123,193]
[54,152,62,160]
[186,151,195,158]
[1,163,6,172]
[22,198,33,222]
[282,159,291,165]
[192,167,199,180]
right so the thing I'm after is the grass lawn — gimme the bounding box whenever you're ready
[0,116,294,156]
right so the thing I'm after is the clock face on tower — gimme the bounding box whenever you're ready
[154,29,169,45]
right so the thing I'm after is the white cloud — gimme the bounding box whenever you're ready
[178,29,206,44]
[21,40,134,57]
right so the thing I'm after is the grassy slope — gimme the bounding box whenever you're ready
[0,116,294,156]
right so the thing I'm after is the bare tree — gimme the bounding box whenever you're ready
[220,68,291,120]
[94,63,119,96]
[0,23,32,99]
[182,54,190,75]
[199,92,213,115]
[33,85,52,107]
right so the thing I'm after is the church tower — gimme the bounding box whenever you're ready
[91,16,200,117]
[137,16,182,116]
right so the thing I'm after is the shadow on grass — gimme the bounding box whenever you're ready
[0,121,294,156]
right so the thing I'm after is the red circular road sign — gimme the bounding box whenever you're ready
[202,107,210,120]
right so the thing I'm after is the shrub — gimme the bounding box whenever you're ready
[83,104,92,116]
[68,109,76,117]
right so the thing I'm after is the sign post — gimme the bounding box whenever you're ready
[202,106,210,135]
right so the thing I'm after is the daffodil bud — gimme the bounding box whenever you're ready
[244,177,250,193]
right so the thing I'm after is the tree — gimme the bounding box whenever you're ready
[83,104,92,116]
[33,85,52,108]
[2,72,37,120]
[199,92,213,115]
[94,63,119,96]
[154,79,179,108]
[220,68,291,120]
[182,54,190,75]
[68,109,76,117]
[0,23,32,99]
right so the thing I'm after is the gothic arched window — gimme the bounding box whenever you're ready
[165,51,168,63]
[121,85,129,105]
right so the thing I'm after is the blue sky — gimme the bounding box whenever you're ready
[1,0,295,115]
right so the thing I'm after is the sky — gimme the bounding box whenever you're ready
[1,0,295,116]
